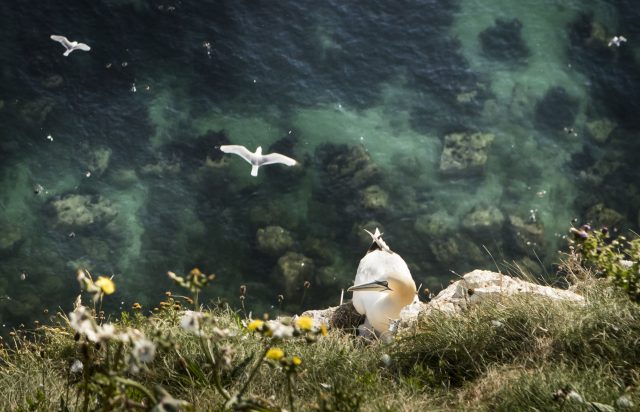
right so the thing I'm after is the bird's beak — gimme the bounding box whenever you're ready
[347,280,392,292]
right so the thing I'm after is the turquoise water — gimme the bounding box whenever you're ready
[1,0,639,328]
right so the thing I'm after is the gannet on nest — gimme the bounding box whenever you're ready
[348,228,417,336]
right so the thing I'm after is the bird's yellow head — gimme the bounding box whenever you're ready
[348,271,416,302]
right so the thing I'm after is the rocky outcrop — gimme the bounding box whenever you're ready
[439,132,494,177]
[396,270,584,330]
[303,270,584,334]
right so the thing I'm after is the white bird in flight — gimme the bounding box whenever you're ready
[608,35,627,47]
[219,145,297,177]
[348,228,417,337]
[50,35,91,56]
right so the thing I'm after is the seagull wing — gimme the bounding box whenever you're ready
[260,152,297,167]
[75,42,91,52]
[220,145,254,164]
[50,35,72,49]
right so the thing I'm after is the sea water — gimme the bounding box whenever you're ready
[0,0,639,328]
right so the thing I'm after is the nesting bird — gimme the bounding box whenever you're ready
[219,145,297,177]
[348,228,417,336]
[50,35,91,56]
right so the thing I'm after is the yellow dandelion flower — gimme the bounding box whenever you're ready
[295,316,313,331]
[292,356,302,366]
[247,319,264,332]
[95,276,115,295]
[265,347,284,361]
[320,324,328,336]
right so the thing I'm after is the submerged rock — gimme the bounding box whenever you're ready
[414,211,453,237]
[462,205,505,234]
[585,203,625,230]
[256,226,294,257]
[42,74,64,89]
[0,221,23,252]
[19,97,55,124]
[534,86,579,133]
[428,235,486,269]
[586,118,616,143]
[140,158,181,176]
[82,147,112,177]
[109,168,139,188]
[276,252,314,297]
[360,185,389,210]
[49,194,118,229]
[479,18,530,62]
[302,237,338,266]
[508,214,544,255]
[439,131,495,177]
[316,143,381,194]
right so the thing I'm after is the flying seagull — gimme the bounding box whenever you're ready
[219,145,297,177]
[608,36,627,47]
[50,35,91,56]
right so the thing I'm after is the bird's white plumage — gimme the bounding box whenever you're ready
[608,35,627,47]
[50,35,91,56]
[219,144,297,176]
[350,230,416,336]
[261,153,297,167]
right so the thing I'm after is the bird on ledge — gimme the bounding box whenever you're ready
[348,228,417,337]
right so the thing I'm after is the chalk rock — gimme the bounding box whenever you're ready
[305,270,585,335]
[397,270,584,329]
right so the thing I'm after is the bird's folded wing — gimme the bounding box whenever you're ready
[76,43,91,51]
[50,35,72,47]
[220,145,253,162]
[261,153,297,166]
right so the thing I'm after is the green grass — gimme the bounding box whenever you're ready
[1,263,639,411]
